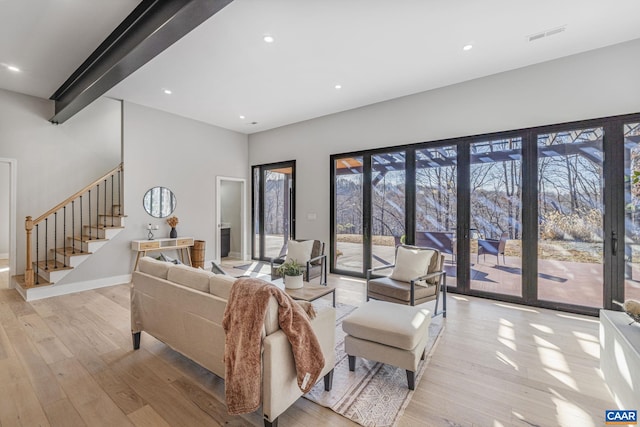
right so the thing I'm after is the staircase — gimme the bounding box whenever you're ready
[15,164,124,295]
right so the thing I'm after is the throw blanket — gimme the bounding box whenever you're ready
[222,277,325,415]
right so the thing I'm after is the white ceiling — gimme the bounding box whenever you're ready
[2,0,640,134]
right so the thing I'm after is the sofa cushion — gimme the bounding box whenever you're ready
[368,276,437,302]
[209,274,236,300]
[138,256,172,279]
[167,264,216,293]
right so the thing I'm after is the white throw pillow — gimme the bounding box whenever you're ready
[389,246,435,285]
[285,240,314,264]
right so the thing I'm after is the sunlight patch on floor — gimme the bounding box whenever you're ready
[494,302,539,313]
[544,368,579,391]
[496,350,519,371]
[530,323,554,334]
[0,267,8,273]
[339,276,366,284]
[552,395,595,427]
[556,312,599,323]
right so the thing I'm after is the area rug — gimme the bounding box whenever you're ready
[233,261,271,277]
[305,302,444,427]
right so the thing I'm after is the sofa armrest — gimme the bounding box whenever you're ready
[262,307,336,424]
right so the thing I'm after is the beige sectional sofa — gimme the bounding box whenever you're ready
[130,256,336,427]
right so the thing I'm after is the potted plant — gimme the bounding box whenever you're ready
[276,259,304,289]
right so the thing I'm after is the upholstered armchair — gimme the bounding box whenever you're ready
[270,239,327,285]
[366,245,446,317]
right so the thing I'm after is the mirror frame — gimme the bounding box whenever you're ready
[143,186,177,218]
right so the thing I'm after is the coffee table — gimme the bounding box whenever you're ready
[271,278,336,307]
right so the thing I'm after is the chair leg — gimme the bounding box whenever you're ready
[348,355,356,371]
[406,370,415,390]
[132,332,141,350]
[324,369,334,391]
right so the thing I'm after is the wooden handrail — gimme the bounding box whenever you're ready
[33,163,123,225]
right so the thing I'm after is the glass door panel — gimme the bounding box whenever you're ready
[252,162,295,261]
[371,152,406,268]
[624,122,640,301]
[416,145,457,287]
[334,156,364,273]
[537,128,604,308]
[263,167,293,259]
[470,137,523,297]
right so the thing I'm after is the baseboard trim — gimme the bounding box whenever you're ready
[228,251,241,259]
[22,274,132,301]
[0,253,8,259]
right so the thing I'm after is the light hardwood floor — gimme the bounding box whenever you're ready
[0,271,616,427]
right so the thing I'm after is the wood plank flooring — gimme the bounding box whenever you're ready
[0,271,616,427]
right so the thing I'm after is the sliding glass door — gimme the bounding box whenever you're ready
[252,161,295,261]
[330,113,640,314]
[537,128,604,308]
[469,137,523,297]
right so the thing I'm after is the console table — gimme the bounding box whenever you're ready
[599,309,640,410]
[131,237,195,270]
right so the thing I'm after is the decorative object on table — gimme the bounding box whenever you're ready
[275,259,304,289]
[166,215,179,238]
[146,223,158,240]
[614,299,640,324]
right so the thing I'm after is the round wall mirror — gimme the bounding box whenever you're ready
[143,187,177,218]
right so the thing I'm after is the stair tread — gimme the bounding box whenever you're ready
[68,235,109,242]
[83,224,125,229]
[14,274,51,289]
[34,260,74,271]
[98,213,127,218]
[52,247,93,256]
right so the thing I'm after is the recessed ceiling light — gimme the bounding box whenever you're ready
[7,65,20,72]
[334,84,342,90]
[463,44,473,51]
[263,35,275,43]
[163,89,172,95]
[239,115,245,119]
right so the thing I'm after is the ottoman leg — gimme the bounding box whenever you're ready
[324,369,334,391]
[421,348,426,360]
[348,355,356,371]
[406,370,415,390]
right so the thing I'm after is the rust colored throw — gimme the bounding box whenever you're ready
[222,277,325,415]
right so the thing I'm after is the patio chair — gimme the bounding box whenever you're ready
[270,239,327,284]
[477,232,508,265]
[415,231,456,262]
[366,245,446,317]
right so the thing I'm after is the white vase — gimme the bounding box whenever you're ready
[284,274,304,289]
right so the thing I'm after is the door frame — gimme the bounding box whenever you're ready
[0,158,17,289]
[215,176,247,263]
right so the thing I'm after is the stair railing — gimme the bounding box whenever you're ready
[24,163,123,287]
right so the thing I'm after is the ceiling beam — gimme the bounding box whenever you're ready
[49,0,234,124]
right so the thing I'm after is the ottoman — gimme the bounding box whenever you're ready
[342,300,431,390]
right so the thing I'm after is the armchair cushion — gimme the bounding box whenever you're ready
[368,277,438,302]
[390,246,435,285]
[286,240,314,264]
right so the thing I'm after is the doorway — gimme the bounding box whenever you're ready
[216,176,247,263]
[252,161,296,261]
[0,158,16,289]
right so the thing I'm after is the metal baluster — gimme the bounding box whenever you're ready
[103,179,107,227]
[118,169,121,215]
[111,175,114,226]
[72,200,75,253]
[36,224,39,284]
[96,184,100,236]
[63,206,67,267]
[44,218,48,270]
[88,190,92,240]
[79,195,83,253]
[54,212,58,269]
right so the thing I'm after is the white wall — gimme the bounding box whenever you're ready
[0,89,121,278]
[248,39,640,247]
[221,180,242,255]
[122,102,248,269]
[0,162,9,257]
